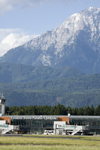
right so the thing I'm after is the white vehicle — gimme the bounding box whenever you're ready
[44,130,54,135]
[48,130,54,135]
[44,130,48,135]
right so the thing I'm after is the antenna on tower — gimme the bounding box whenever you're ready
[67,111,71,116]
[1,93,4,99]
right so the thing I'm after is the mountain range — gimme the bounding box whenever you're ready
[1,7,100,74]
[1,7,100,107]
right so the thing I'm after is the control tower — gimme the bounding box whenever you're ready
[0,94,6,116]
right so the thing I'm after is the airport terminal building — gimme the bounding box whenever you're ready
[0,96,100,135]
[0,115,100,135]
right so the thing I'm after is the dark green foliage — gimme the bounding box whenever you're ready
[5,104,100,116]
[0,62,84,83]
[1,74,100,107]
[94,105,100,115]
[0,63,100,107]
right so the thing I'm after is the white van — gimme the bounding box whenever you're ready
[44,130,54,135]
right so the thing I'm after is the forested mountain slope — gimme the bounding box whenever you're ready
[0,62,84,83]
[0,74,100,107]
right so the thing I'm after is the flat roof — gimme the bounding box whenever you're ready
[2,115,100,120]
[9,115,59,120]
[69,116,100,119]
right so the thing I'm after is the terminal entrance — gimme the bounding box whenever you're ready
[10,116,58,134]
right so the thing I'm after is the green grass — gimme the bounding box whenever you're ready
[24,134,100,140]
[0,136,100,150]
[0,145,100,150]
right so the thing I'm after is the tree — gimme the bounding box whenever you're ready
[90,104,94,115]
[84,106,91,115]
[77,107,84,115]
[94,104,100,115]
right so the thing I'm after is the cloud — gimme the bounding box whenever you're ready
[0,29,38,57]
[0,0,82,15]
[0,0,50,15]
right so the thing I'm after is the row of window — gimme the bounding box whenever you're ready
[11,119,54,128]
[70,119,100,127]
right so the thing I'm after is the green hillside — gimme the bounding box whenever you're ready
[0,73,100,107]
[0,62,84,83]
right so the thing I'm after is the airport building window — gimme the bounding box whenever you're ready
[69,118,100,129]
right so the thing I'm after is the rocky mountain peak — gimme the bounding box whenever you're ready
[24,7,100,53]
[1,7,100,74]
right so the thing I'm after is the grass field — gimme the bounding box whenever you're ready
[0,135,100,150]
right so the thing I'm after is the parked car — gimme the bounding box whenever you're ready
[44,130,54,135]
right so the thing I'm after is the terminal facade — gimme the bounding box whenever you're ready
[0,96,100,135]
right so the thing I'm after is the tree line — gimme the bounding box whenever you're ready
[5,104,100,116]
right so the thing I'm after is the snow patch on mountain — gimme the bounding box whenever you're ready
[1,7,100,73]
[24,7,100,56]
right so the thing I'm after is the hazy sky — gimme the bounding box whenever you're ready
[0,0,100,56]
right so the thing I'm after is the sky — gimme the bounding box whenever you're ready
[0,0,100,57]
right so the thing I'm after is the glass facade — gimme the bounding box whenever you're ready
[10,116,58,134]
[9,115,100,135]
[69,116,100,134]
